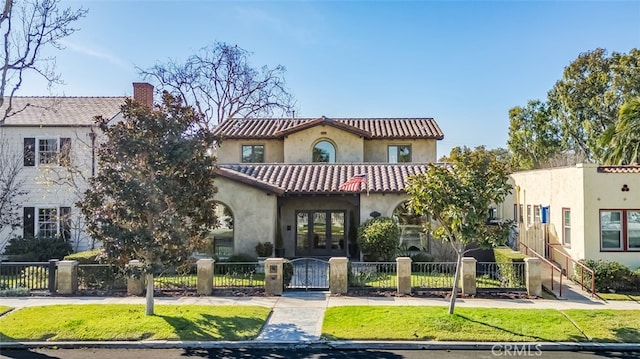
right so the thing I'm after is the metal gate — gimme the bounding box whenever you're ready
[286,258,329,290]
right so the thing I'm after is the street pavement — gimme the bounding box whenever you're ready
[1,288,639,351]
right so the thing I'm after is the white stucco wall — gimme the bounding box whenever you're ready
[359,193,409,222]
[508,164,640,270]
[283,126,364,163]
[213,177,277,257]
[364,139,438,163]
[215,139,284,163]
[582,165,640,269]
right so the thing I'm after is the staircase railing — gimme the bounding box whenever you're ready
[519,241,563,297]
[547,243,596,297]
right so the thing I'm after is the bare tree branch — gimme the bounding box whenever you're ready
[0,0,87,124]
[138,41,296,131]
[0,135,26,236]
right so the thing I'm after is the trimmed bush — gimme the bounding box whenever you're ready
[2,236,72,262]
[64,250,103,264]
[492,246,526,287]
[357,217,400,261]
[576,259,638,293]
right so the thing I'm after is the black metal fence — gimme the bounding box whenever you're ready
[477,261,526,289]
[0,260,57,292]
[214,262,263,288]
[77,264,127,291]
[348,262,397,289]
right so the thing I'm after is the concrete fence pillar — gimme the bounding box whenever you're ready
[461,257,477,295]
[264,258,284,296]
[525,257,542,297]
[396,257,412,295]
[56,260,78,295]
[127,260,145,296]
[197,258,215,295]
[329,257,348,294]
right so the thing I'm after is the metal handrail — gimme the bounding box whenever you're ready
[519,241,563,297]
[547,243,596,297]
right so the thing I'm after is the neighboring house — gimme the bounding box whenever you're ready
[211,116,444,259]
[0,83,153,254]
[502,163,640,272]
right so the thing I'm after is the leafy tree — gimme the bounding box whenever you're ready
[357,217,400,261]
[547,48,640,162]
[78,93,218,315]
[0,0,87,123]
[507,100,562,170]
[139,41,295,131]
[600,97,640,165]
[406,146,513,314]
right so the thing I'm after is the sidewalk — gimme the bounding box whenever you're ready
[1,291,639,350]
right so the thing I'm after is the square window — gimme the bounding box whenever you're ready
[38,139,59,165]
[242,145,264,163]
[388,145,411,163]
[38,208,58,238]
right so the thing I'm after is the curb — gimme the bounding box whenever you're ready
[2,340,640,351]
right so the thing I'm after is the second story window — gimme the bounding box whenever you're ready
[313,140,335,163]
[24,137,71,167]
[388,145,411,163]
[242,145,264,163]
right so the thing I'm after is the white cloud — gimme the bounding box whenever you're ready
[59,39,129,68]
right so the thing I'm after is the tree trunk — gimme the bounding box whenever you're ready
[145,273,154,315]
[448,252,463,315]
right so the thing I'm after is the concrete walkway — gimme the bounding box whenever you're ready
[2,290,639,344]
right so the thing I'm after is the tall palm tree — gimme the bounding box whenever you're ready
[601,97,640,165]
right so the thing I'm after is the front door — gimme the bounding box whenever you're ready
[296,210,346,257]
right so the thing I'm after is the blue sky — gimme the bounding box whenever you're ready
[17,0,640,158]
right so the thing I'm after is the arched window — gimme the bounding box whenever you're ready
[392,201,429,252]
[312,140,335,163]
[208,202,234,257]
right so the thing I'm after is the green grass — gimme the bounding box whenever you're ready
[563,309,640,343]
[598,292,640,301]
[322,307,640,342]
[0,304,270,341]
[0,306,11,315]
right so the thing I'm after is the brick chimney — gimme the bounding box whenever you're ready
[132,82,154,108]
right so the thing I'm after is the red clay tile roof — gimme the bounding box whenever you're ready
[597,165,640,173]
[1,97,126,126]
[213,117,444,140]
[215,163,441,194]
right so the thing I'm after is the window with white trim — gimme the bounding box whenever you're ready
[23,206,71,239]
[388,145,411,163]
[24,137,71,166]
[599,209,640,251]
[562,208,571,247]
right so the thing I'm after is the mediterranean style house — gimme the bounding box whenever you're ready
[502,163,640,272]
[211,116,444,259]
[0,83,153,254]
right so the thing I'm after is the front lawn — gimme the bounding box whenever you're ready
[0,304,270,341]
[563,309,640,343]
[322,307,640,342]
[0,306,11,315]
[598,292,640,301]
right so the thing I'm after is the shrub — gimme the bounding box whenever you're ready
[357,217,400,261]
[254,242,274,257]
[64,250,103,264]
[3,236,72,262]
[576,259,637,292]
[0,287,30,297]
[283,261,293,288]
[492,247,526,287]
